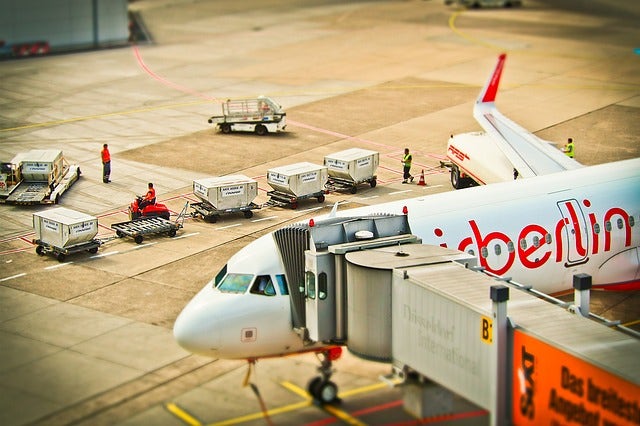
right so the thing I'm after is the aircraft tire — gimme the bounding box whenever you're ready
[316,380,338,404]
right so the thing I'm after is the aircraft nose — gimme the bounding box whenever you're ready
[173,304,220,357]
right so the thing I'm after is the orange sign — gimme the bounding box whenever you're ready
[512,330,640,425]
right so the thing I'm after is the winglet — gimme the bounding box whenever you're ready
[328,201,339,218]
[477,53,507,104]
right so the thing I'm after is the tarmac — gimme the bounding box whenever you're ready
[0,0,639,425]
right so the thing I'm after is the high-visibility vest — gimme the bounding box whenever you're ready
[101,148,111,163]
[565,141,574,158]
[403,153,412,166]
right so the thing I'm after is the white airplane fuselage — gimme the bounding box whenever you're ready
[174,158,640,360]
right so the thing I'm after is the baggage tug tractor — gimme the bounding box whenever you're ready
[0,149,80,204]
[208,96,286,135]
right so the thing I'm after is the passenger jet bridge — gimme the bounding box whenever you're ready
[273,214,640,425]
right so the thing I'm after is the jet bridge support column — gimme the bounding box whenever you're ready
[573,273,592,318]
[490,285,509,426]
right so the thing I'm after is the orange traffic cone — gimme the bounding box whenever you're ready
[417,169,426,186]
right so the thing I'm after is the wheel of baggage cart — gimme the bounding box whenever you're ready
[36,245,45,255]
[88,247,99,254]
[255,124,267,136]
[168,229,177,237]
[56,252,66,262]
[350,186,357,194]
[370,178,377,188]
[135,235,143,244]
[116,230,125,238]
[291,202,298,210]
[206,215,217,223]
[244,210,253,219]
[317,194,325,203]
[221,123,231,134]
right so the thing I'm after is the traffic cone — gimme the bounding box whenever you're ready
[417,169,426,186]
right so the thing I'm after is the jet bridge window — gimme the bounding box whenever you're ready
[250,275,276,296]
[305,271,316,299]
[217,273,253,294]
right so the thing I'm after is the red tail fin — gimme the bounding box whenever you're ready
[478,53,507,104]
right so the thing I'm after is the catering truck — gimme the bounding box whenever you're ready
[0,149,80,204]
[207,96,286,135]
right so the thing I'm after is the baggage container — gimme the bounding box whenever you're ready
[14,149,64,183]
[33,207,98,249]
[267,162,328,197]
[324,148,379,183]
[193,175,258,210]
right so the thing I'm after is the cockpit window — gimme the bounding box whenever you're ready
[275,274,288,295]
[217,273,253,294]
[213,265,228,287]
[250,275,276,296]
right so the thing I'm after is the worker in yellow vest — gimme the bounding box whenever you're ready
[562,138,575,158]
[401,148,414,183]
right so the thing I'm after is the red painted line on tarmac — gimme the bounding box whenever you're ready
[383,409,488,425]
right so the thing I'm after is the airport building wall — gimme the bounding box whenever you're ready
[0,0,128,51]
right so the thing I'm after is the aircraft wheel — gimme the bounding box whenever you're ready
[36,245,45,256]
[307,377,322,398]
[317,380,338,404]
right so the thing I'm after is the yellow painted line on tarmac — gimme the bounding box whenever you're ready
[280,380,311,400]
[448,9,504,51]
[207,401,310,426]
[165,402,203,426]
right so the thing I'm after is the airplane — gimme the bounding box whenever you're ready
[173,54,640,404]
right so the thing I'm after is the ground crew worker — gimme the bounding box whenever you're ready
[101,144,111,183]
[401,147,414,183]
[139,182,156,209]
[562,137,575,158]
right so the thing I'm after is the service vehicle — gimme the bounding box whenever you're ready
[208,96,286,136]
[0,149,80,204]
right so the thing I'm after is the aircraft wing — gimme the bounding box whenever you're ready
[473,54,583,178]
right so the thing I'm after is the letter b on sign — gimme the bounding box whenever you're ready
[481,315,493,344]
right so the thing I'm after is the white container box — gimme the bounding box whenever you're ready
[324,148,379,182]
[193,175,258,210]
[267,162,328,197]
[14,149,64,183]
[33,207,98,248]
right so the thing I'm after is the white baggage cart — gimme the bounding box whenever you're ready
[33,207,101,261]
[324,148,379,193]
[208,96,286,136]
[190,175,260,222]
[265,162,327,209]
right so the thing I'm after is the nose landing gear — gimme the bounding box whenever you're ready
[307,347,343,404]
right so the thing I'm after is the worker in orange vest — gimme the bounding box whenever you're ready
[139,182,156,209]
[101,144,111,183]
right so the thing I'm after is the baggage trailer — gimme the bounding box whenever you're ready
[111,216,182,244]
[323,148,379,194]
[190,175,260,222]
[32,207,101,262]
[0,149,80,204]
[265,162,328,209]
[112,203,187,244]
[190,201,260,222]
[208,96,286,136]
